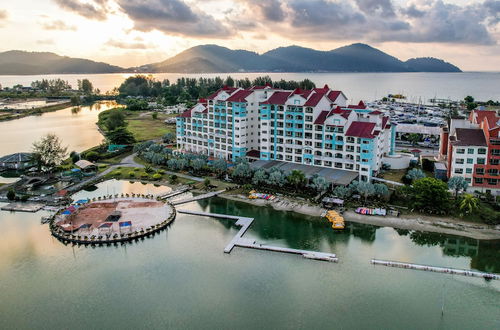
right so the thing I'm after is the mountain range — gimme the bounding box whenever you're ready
[0,43,462,75]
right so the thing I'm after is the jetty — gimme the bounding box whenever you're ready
[172,190,225,205]
[371,259,499,280]
[157,186,191,200]
[1,202,45,212]
[177,209,338,262]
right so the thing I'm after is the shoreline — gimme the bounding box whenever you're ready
[0,101,72,122]
[219,193,500,240]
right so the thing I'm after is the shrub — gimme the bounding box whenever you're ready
[157,169,165,175]
[169,174,178,184]
[134,168,140,172]
[7,189,16,201]
[113,170,121,177]
[84,151,100,162]
[141,173,149,179]
[144,165,154,173]
[129,172,135,178]
[152,173,162,180]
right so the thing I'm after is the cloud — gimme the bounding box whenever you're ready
[53,0,109,20]
[117,0,232,38]
[41,20,77,31]
[241,0,286,22]
[355,0,395,16]
[106,38,153,49]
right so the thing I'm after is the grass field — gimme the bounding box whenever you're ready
[125,111,176,141]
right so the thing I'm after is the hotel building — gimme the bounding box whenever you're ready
[176,85,396,181]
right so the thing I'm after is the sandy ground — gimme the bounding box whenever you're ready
[220,193,500,240]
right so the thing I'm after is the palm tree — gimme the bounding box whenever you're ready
[460,194,478,215]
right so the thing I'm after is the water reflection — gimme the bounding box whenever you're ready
[198,197,500,273]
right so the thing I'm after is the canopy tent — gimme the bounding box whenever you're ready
[61,210,71,215]
[75,199,89,204]
[119,221,132,232]
[98,222,113,234]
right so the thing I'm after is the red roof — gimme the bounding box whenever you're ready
[261,91,291,105]
[346,121,376,139]
[382,116,389,129]
[327,91,342,103]
[369,110,383,115]
[179,108,192,118]
[348,101,367,109]
[302,90,313,98]
[246,150,260,158]
[474,110,498,128]
[314,111,329,125]
[304,92,325,107]
[206,87,238,100]
[329,106,351,119]
[227,89,253,102]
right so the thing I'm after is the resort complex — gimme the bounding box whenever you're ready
[439,109,500,193]
[176,85,396,181]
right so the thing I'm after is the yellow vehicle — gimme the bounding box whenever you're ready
[325,210,345,230]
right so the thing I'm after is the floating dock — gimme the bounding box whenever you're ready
[1,202,45,212]
[177,209,338,262]
[371,259,499,280]
[172,190,225,205]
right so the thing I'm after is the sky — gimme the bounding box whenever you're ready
[0,0,499,71]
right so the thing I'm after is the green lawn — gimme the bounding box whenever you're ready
[381,169,406,183]
[124,111,176,141]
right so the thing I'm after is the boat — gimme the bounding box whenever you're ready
[325,210,345,230]
[355,207,387,216]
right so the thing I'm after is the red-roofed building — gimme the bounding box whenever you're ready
[346,122,376,139]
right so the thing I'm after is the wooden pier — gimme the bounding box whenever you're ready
[172,190,225,205]
[371,259,499,280]
[177,209,338,262]
[157,186,191,200]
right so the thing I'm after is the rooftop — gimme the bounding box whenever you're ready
[345,121,376,139]
[453,128,487,146]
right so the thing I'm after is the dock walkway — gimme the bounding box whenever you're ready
[177,209,338,262]
[172,190,225,205]
[371,259,499,280]
[157,186,191,200]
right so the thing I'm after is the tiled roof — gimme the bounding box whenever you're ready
[382,116,389,129]
[314,111,329,125]
[304,92,325,107]
[261,91,291,105]
[179,109,192,118]
[474,110,499,128]
[369,110,383,115]
[453,128,487,146]
[329,106,351,119]
[345,121,376,139]
[348,101,367,109]
[206,87,238,100]
[327,91,342,103]
[0,152,33,163]
[227,89,253,102]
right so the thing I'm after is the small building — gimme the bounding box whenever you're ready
[74,160,97,174]
[0,152,35,170]
[434,162,447,180]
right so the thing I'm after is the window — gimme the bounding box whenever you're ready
[454,168,463,174]
[476,168,485,175]
[466,168,472,174]
[456,148,465,154]
[478,148,487,155]
[467,158,474,164]
[455,159,464,164]
[475,178,484,184]
[467,148,474,154]
[491,149,500,156]
[487,178,498,185]
[477,158,486,165]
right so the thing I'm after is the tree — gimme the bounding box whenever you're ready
[252,169,268,185]
[191,158,206,173]
[151,112,158,120]
[84,151,99,162]
[374,183,389,199]
[310,175,329,194]
[411,178,451,214]
[407,133,421,146]
[31,133,67,171]
[268,168,286,187]
[213,158,228,178]
[459,194,478,215]
[405,168,425,183]
[107,127,136,145]
[7,189,15,201]
[333,185,351,199]
[105,110,126,131]
[448,176,468,198]
[287,170,306,191]
[355,181,375,203]
[162,132,176,144]
[203,178,211,190]
[77,79,93,95]
[464,96,474,103]
[70,151,80,163]
[231,161,253,182]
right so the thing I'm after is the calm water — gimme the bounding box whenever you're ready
[1,72,500,103]
[0,179,498,329]
[0,101,116,156]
